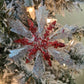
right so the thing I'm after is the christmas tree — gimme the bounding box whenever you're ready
[0,0,84,84]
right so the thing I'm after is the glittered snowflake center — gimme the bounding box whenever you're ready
[34,36,49,49]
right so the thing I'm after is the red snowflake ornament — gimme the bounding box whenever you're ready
[9,6,74,78]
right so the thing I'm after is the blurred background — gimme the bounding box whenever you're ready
[56,2,84,84]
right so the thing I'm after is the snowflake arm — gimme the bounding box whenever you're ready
[33,51,45,78]
[9,46,29,62]
[9,19,34,41]
[48,47,73,66]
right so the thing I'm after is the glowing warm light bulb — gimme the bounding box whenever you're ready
[70,40,74,46]
[47,18,57,24]
[27,7,33,12]
[47,19,51,23]
[63,63,66,67]
[26,7,35,20]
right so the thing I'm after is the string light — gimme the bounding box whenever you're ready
[26,7,35,20]
[47,19,51,23]
[63,63,66,67]
[70,40,74,46]
[26,7,34,12]
[69,40,74,46]
[47,18,57,24]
